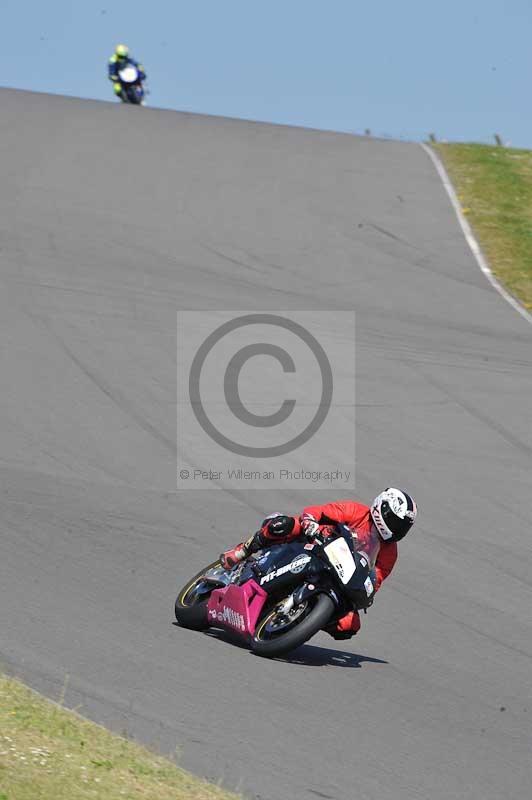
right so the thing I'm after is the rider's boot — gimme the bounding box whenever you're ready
[324,609,361,640]
[220,534,257,570]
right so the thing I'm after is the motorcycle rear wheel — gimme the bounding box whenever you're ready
[250,593,334,658]
[175,560,223,630]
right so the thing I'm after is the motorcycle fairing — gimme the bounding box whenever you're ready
[206,579,268,637]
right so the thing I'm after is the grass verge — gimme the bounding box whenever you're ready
[0,674,240,800]
[434,143,532,309]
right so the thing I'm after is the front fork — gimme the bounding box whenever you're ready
[278,581,341,616]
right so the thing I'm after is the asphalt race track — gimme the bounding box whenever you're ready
[1,88,531,799]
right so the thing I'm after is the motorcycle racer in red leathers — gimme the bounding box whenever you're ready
[220,488,417,640]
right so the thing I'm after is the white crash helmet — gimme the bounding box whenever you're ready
[371,488,417,542]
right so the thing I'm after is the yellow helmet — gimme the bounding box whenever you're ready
[115,44,129,60]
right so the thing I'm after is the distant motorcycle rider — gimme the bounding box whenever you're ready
[108,44,146,100]
[220,488,417,640]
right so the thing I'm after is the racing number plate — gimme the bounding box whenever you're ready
[324,538,356,584]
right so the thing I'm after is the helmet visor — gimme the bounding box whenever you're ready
[381,501,413,538]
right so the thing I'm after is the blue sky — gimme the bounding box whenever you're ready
[1,0,531,146]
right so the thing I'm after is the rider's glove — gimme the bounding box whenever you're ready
[300,513,320,539]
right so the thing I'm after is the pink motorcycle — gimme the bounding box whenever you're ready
[175,525,376,658]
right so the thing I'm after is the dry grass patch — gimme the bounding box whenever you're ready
[0,675,240,800]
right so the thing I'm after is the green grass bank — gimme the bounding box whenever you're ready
[0,674,240,800]
[434,143,532,309]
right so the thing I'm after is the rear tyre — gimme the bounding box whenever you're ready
[175,560,223,630]
[250,593,334,659]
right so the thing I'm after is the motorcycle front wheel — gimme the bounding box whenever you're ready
[250,593,334,658]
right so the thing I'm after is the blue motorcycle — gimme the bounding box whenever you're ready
[116,64,145,105]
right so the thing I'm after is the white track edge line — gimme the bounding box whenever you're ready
[420,142,532,326]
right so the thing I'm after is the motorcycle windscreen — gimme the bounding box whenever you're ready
[352,525,381,568]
